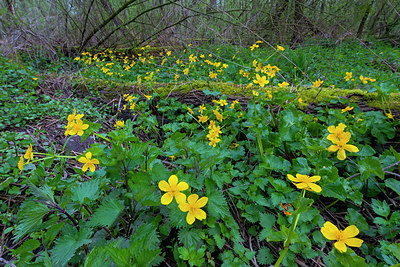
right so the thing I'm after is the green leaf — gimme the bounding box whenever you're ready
[208,190,230,219]
[385,178,400,196]
[359,157,384,179]
[13,239,40,262]
[261,155,291,171]
[71,179,101,204]
[259,213,276,230]
[14,201,49,241]
[345,209,369,232]
[51,227,92,266]
[257,247,274,265]
[292,157,311,174]
[88,199,123,227]
[371,199,390,217]
[28,182,54,203]
[85,246,111,267]
[178,228,202,249]
[321,180,347,201]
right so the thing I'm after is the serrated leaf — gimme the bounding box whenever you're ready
[259,213,276,230]
[84,246,110,267]
[359,157,384,179]
[178,228,202,249]
[28,182,54,203]
[371,199,390,217]
[257,247,274,265]
[51,227,92,266]
[208,190,230,219]
[385,178,400,196]
[71,179,100,204]
[88,199,123,227]
[14,201,49,241]
[214,234,226,249]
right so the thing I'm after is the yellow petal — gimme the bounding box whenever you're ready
[345,237,363,248]
[327,145,338,152]
[91,159,100,165]
[337,149,346,160]
[196,197,208,208]
[308,183,322,193]
[187,194,199,205]
[158,180,170,192]
[186,212,195,225]
[82,164,88,172]
[168,175,178,187]
[179,202,190,212]
[321,221,339,240]
[78,157,87,163]
[296,174,309,181]
[345,144,359,153]
[334,241,347,253]
[287,174,296,182]
[295,183,308,189]
[86,152,92,159]
[176,181,189,191]
[89,164,96,172]
[161,193,173,205]
[175,192,187,204]
[342,225,359,238]
[194,208,207,220]
[308,176,321,182]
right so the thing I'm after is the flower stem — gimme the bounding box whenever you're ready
[93,132,111,143]
[274,190,306,267]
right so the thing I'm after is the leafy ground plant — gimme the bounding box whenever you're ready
[4,80,400,266]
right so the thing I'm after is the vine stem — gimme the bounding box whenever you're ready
[274,190,306,267]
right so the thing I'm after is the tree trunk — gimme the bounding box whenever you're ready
[357,1,373,38]
[292,0,305,43]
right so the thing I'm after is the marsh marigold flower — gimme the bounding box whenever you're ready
[253,74,269,88]
[24,144,33,163]
[114,120,125,129]
[158,175,188,205]
[278,81,289,88]
[277,45,285,51]
[287,173,322,193]
[327,123,347,143]
[178,194,208,225]
[198,114,208,123]
[187,106,194,115]
[312,79,324,88]
[341,106,354,113]
[78,152,99,172]
[321,221,363,253]
[327,132,359,160]
[344,72,352,81]
[65,120,89,136]
[18,156,24,174]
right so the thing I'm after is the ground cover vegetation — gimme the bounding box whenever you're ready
[1,0,400,266]
[1,38,400,266]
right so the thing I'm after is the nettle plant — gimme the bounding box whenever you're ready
[10,85,400,266]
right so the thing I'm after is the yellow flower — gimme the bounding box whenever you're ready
[178,194,208,224]
[32,77,38,81]
[252,90,259,97]
[368,77,376,82]
[114,120,125,128]
[158,175,188,205]
[341,106,354,113]
[208,137,221,147]
[298,98,303,103]
[78,152,99,172]
[199,104,206,113]
[218,99,228,106]
[253,74,269,87]
[230,100,239,109]
[24,144,33,163]
[287,174,322,193]
[321,221,363,253]
[312,79,324,88]
[183,68,189,75]
[67,109,84,122]
[209,72,217,79]
[65,120,89,136]
[187,107,194,115]
[144,94,152,100]
[277,45,285,51]
[386,113,394,119]
[213,109,223,122]
[174,74,179,81]
[198,114,208,123]
[327,133,359,160]
[18,156,24,174]
[359,75,368,84]
[327,123,347,143]
[169,155,175,161]
[250,44,259,51]
[344,72,352,81]
[278,81,289,88]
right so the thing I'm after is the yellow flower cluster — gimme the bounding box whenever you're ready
[207,121,222,147]
[326,123,359,160]
[18,144,33,173]
[64,109,89,136]
[359,75,376,84]
[158,175,208,225]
